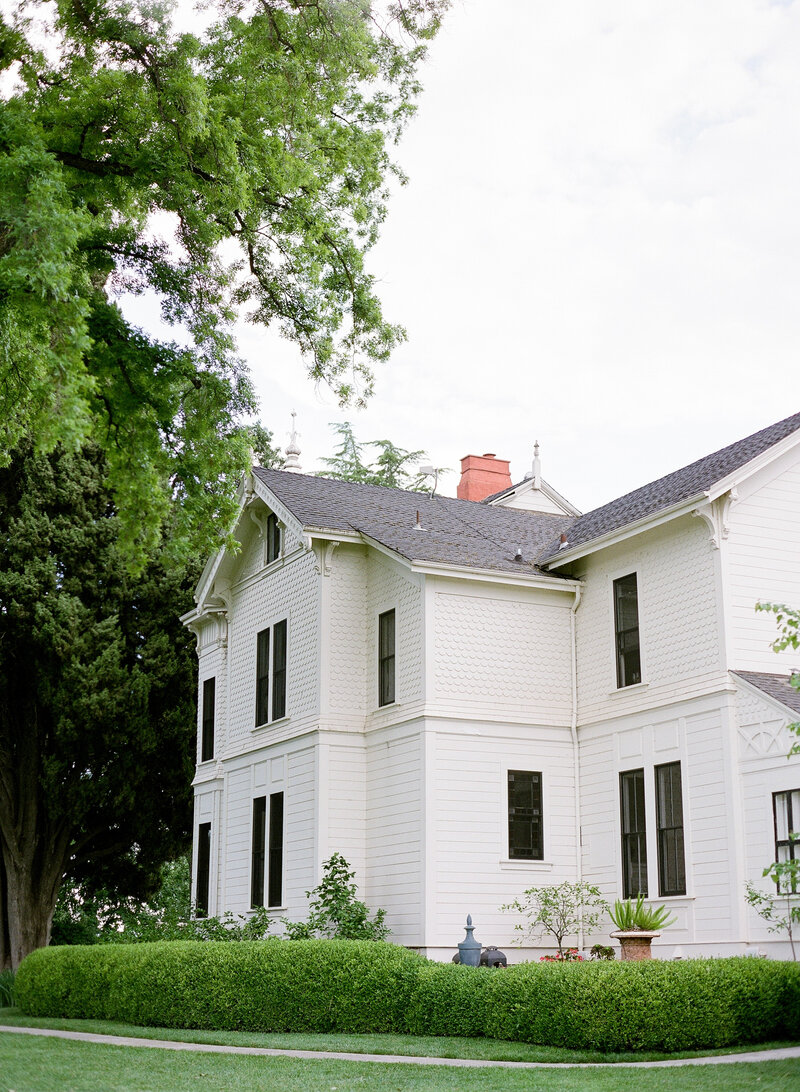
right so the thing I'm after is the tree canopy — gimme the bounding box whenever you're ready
[317,420,439,489]
[0,0,447,564]
[0,442,199,970]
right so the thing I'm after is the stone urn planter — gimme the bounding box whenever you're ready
[610,929,660,961]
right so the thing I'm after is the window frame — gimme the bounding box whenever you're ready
[613,572,642,689]
[266,512,282,564]
[195,821,212,918]
[655,761,686,897]
[507,769,544,861]
[200,677,215,763]
[378,608,396,707]
[620,767,648,898]
[255,619,288,728]
[773,789,800,894]
[251,791,285,909]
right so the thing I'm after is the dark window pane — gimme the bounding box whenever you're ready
[620,769,647,897]
[379,610,395,706]
[256,628,270,725]
[268,792,284,908]
[251,797,266,908]
[656,762,686,896]
[614,574,641,688]
[201,677,215,763]
[195,822,211,917]
[773,789,800,893]
[272,620,287,721]
[267,513,281,563]
[508,770,543,860]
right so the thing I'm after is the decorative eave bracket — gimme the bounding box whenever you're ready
[692,486,738,549]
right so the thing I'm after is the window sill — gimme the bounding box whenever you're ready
[609,681,649,697]
[372,701,399,714]
[651,894,695,902]
[252,716,290,733]
[499,859,553,872]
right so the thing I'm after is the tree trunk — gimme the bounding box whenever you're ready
[0,826,66,971]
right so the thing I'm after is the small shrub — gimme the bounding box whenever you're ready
[283,854,389,941]
[0,969,14,1007]
[501,881,608,954]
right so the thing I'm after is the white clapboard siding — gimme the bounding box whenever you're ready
[726,458,800,672]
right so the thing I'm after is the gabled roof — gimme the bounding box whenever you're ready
[733,671,800,717]
[253,468,573,580]
[541,410,800,563]
[483,476,582,517]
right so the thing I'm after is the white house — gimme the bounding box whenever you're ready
[182,411,800,960]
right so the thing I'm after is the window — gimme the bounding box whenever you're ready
[251,791,284,908]
[255,620,288,726]
[656,762,686,896]
[508,770,543,860]
[613,573,641,687]
[620,768,647,897]
[268,792,284,908]
[774,789,800,893]
[378,609,395,706]
[195,822,211,917]
[201,677,215,763]
[251,797,267,908]
[266,513,281,563]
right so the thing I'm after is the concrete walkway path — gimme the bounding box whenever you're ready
[2,1025,799,1070]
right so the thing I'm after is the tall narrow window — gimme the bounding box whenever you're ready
[774,789,800,893]
[256,628,270,726]
[266,513,281,563]
[613,573,641,688]
[508,770,543,860]
[272,620,287,721]
[195,822,211,917]
[201,677,215,763]
[268,791,284,907]
[656,762,686,896]
[378,609,395,706]
[620,768,648,897]
[251,796,267,907]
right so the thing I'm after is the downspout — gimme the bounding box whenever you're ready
[570,583,583,950]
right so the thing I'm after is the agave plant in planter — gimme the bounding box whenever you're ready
[609,895,677,960]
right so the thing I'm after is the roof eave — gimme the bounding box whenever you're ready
[541,492,708,568]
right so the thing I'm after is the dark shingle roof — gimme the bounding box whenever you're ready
[542,410,800,561]
[253,469,573,579]
[733,671,800,716]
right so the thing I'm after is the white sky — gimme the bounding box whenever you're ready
[130,0,800,512]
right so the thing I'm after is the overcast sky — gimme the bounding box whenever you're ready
[130,0,800,512]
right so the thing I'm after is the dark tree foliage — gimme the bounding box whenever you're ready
[0,443,198,970]
[0,0,447,565]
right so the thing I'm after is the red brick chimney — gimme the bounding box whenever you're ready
[457,453,512,502]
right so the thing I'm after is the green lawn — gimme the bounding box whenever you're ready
[0,1033,798,1092]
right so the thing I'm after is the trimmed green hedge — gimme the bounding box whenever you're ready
[15,940,424,1033]
[15,941,800,1052]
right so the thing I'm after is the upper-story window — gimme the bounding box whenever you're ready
[774,789,800,893]
[508,770,543,860]
[201,677,215,762]
[266,512,282,563]
[255,619,288,726]
[378,609,395,706]
[613,573,641,688]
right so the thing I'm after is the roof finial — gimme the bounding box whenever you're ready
[532,440,541,489]
[283,410,302,473]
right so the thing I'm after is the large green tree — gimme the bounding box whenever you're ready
[0,443,200,971]
[0,0,446,565]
